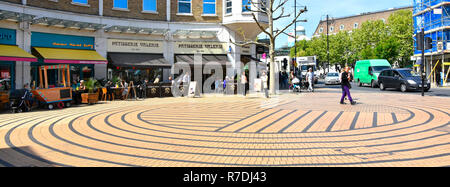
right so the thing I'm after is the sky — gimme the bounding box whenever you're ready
[265,0,413,48]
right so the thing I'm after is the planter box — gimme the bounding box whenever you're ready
[81,93,99,104]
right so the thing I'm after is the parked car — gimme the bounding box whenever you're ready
[324,72,341,85]
[378,68,430,92]
[354,59,392,88]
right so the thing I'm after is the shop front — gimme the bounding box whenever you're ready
[174,41,231,93]
[0,28,37,92]
[107,39,171,98]
[30,32,107,88]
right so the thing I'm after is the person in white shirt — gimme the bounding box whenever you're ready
[261,71,269,98]
[306,68,314,92]
[240,72,248,96]
[181,72,190,96]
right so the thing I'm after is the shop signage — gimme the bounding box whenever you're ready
[241,45,252,55]
[107,39,164,53]
[31,32,95,50]
[174,42,227,54]
[0,28,16,45]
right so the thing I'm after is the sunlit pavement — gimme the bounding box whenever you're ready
[0,87,449,167]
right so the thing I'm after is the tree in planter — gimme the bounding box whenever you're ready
[231,0,307,95]
[81,78,101,104]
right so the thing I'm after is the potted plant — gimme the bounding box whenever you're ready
[81,78,100,104]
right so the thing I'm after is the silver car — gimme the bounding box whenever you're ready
[324,72,341,85]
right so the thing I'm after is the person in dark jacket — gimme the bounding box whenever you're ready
[340,67,356,105]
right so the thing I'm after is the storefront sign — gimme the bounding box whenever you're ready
[0,28,16,45]
[241,45,252,55]
[174,42,227,54]
[107,39,164,53]
[31,32,95,50]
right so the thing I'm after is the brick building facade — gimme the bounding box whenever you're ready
[313,6,413,37]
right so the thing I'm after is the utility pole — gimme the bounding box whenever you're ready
[421,28,425,97]
[326,15,330,73]
[294,0,297,76]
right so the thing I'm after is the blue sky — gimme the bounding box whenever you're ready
[266,0,413,48]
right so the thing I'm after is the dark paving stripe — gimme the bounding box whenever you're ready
[373,112,378,127]
[349,112,360,130]
[278,110,312,133]
[234,109,283,132]
[392,113,398,124]
[214,109,269,132]
[302,111,328,133]
[326,111,344,132]
[5,116,72,167]
[256,110,298,133]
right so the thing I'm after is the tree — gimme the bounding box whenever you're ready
[231,0,307,95]
[387,10,414,67]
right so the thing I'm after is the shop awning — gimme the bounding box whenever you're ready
[175,55,229,65]
[0,44,37,62]
[33,47,107,64]
[108,53,171,68]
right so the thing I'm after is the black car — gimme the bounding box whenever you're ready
[378,68,430,92]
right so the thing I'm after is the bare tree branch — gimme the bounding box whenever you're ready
[273,7,290,21]
[273,0,289,12]
[274,7,307,39]
[229,38,270,48]
[251,12,271,37]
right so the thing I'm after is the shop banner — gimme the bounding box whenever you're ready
[241,45,252,55]
[174,42,228,54]
[31,32,95,50]
[0,28,16,45]
[108,39,164,53]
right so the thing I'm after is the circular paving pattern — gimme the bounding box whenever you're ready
[0,92,449,167]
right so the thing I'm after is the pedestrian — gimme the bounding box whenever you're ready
[121,80,128,100]
[141,79,148,99]
[240,72,247,96]
[223,76,229,95]
[340,67,356,105]
[182,72,190,97]
[306,68,314,92]
[261,71,269,98]
[214,77,220,94]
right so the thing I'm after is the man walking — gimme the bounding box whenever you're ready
[340,67,356,105]
[261,71,269,98]
[306,68,314,92]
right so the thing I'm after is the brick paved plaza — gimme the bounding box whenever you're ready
[0,89,449,167]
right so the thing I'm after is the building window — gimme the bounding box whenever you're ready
[72,0,87,4]
[242,0,251,12]
[340,25,345,30]
[203,0,216,15]
[225,0,232,14]
[330,26,334,32]
[178,0,191,14]
[354,23,359,29]
[113,0,128,9]
[319,27,323,33]
[143,0,157,12]
[381,18,386,23]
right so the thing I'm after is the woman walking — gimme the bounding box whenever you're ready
[340,67,356,105]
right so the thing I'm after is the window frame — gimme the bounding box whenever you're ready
[142,0,158,13]
[354,23,359,29]
[178,0,193,15]
[113,0,129,10]
[225,0,232,15]
[340,24,345,31]
[202,0,216,16]
[71,0,89,7]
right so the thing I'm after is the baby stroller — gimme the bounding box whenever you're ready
[291,77,301,92]
[10,89,32,113]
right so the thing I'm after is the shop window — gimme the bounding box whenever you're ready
[242,0,251,12]
[178,0,191,14]
[0,65,12,91]
[225,0,232,14]
[114,0,128,9]
[203,0,216,15]
[72,0,88,4]
[143,0,157,12]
